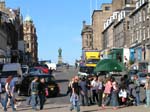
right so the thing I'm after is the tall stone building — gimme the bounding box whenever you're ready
[129,0,150,62]
[0,0,24,63]
[23,16,38,65]
[101,1,136,63]
[92,4,112,50]
[113,9,134,48]
[0,22,7,63]
[0,0,5,12]
[81,21,93,50]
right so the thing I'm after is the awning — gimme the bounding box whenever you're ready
[94,59,123,72]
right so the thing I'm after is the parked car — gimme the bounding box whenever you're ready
[16,74,60,97]
[34,66,49,74]
[128,69,139,81]
[29,66,49,75]
[137,72,147,86]
[128,70,147,86]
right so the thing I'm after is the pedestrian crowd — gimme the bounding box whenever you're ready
[67,73,150,112]
[0,75,48,112]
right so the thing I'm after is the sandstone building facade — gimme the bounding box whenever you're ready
[23,16,38,65]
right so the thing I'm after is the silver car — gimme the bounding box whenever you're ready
[137,72,147,86]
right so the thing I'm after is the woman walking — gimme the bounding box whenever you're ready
[3,75,16,112]
[102,76,112,109]
[70,76,80,112]
[111,79,119,110]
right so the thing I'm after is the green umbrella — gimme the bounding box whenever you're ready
[94,59,123,72]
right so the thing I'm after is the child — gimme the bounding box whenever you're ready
[70,93,80,112]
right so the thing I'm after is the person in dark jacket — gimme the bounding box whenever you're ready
[38,78,46,110]
[133,74,140,106]
[79,77,88,106]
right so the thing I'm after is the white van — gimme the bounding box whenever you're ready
[44,62,56,71]
[0,63,23,91]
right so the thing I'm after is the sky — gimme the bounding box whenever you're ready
[6,0,112,65]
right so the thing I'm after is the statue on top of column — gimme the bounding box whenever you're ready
[58,48,62,57]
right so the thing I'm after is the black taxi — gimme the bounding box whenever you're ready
[16,74,60,97]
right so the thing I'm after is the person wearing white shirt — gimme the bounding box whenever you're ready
[91,76,98,103]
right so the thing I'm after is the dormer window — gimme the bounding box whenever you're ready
[105,6,110,11]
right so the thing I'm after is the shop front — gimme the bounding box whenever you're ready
[130,47,142,63]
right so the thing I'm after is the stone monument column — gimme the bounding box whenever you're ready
[58,48,63,64]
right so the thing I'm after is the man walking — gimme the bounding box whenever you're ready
[38,78,46,110]
[133,75,140,106]
[30,76,39,110]
[3,75,16,112]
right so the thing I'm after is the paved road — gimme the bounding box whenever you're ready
[0,67,149,112]
[1,102,150,112]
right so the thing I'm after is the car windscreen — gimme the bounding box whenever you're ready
[45,76,55,83]
[79,67,87,72]
[79,66,94,74]
[86,59,99,64]
[21,68,27,73]
[28,75,55,82]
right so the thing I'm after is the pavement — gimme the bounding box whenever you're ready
[0,68,149,112]
[1,102,150,112]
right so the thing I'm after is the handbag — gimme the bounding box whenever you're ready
[45,88,49,97]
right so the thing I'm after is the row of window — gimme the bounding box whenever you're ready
[131,27,150,43]
[132,8,146,26]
